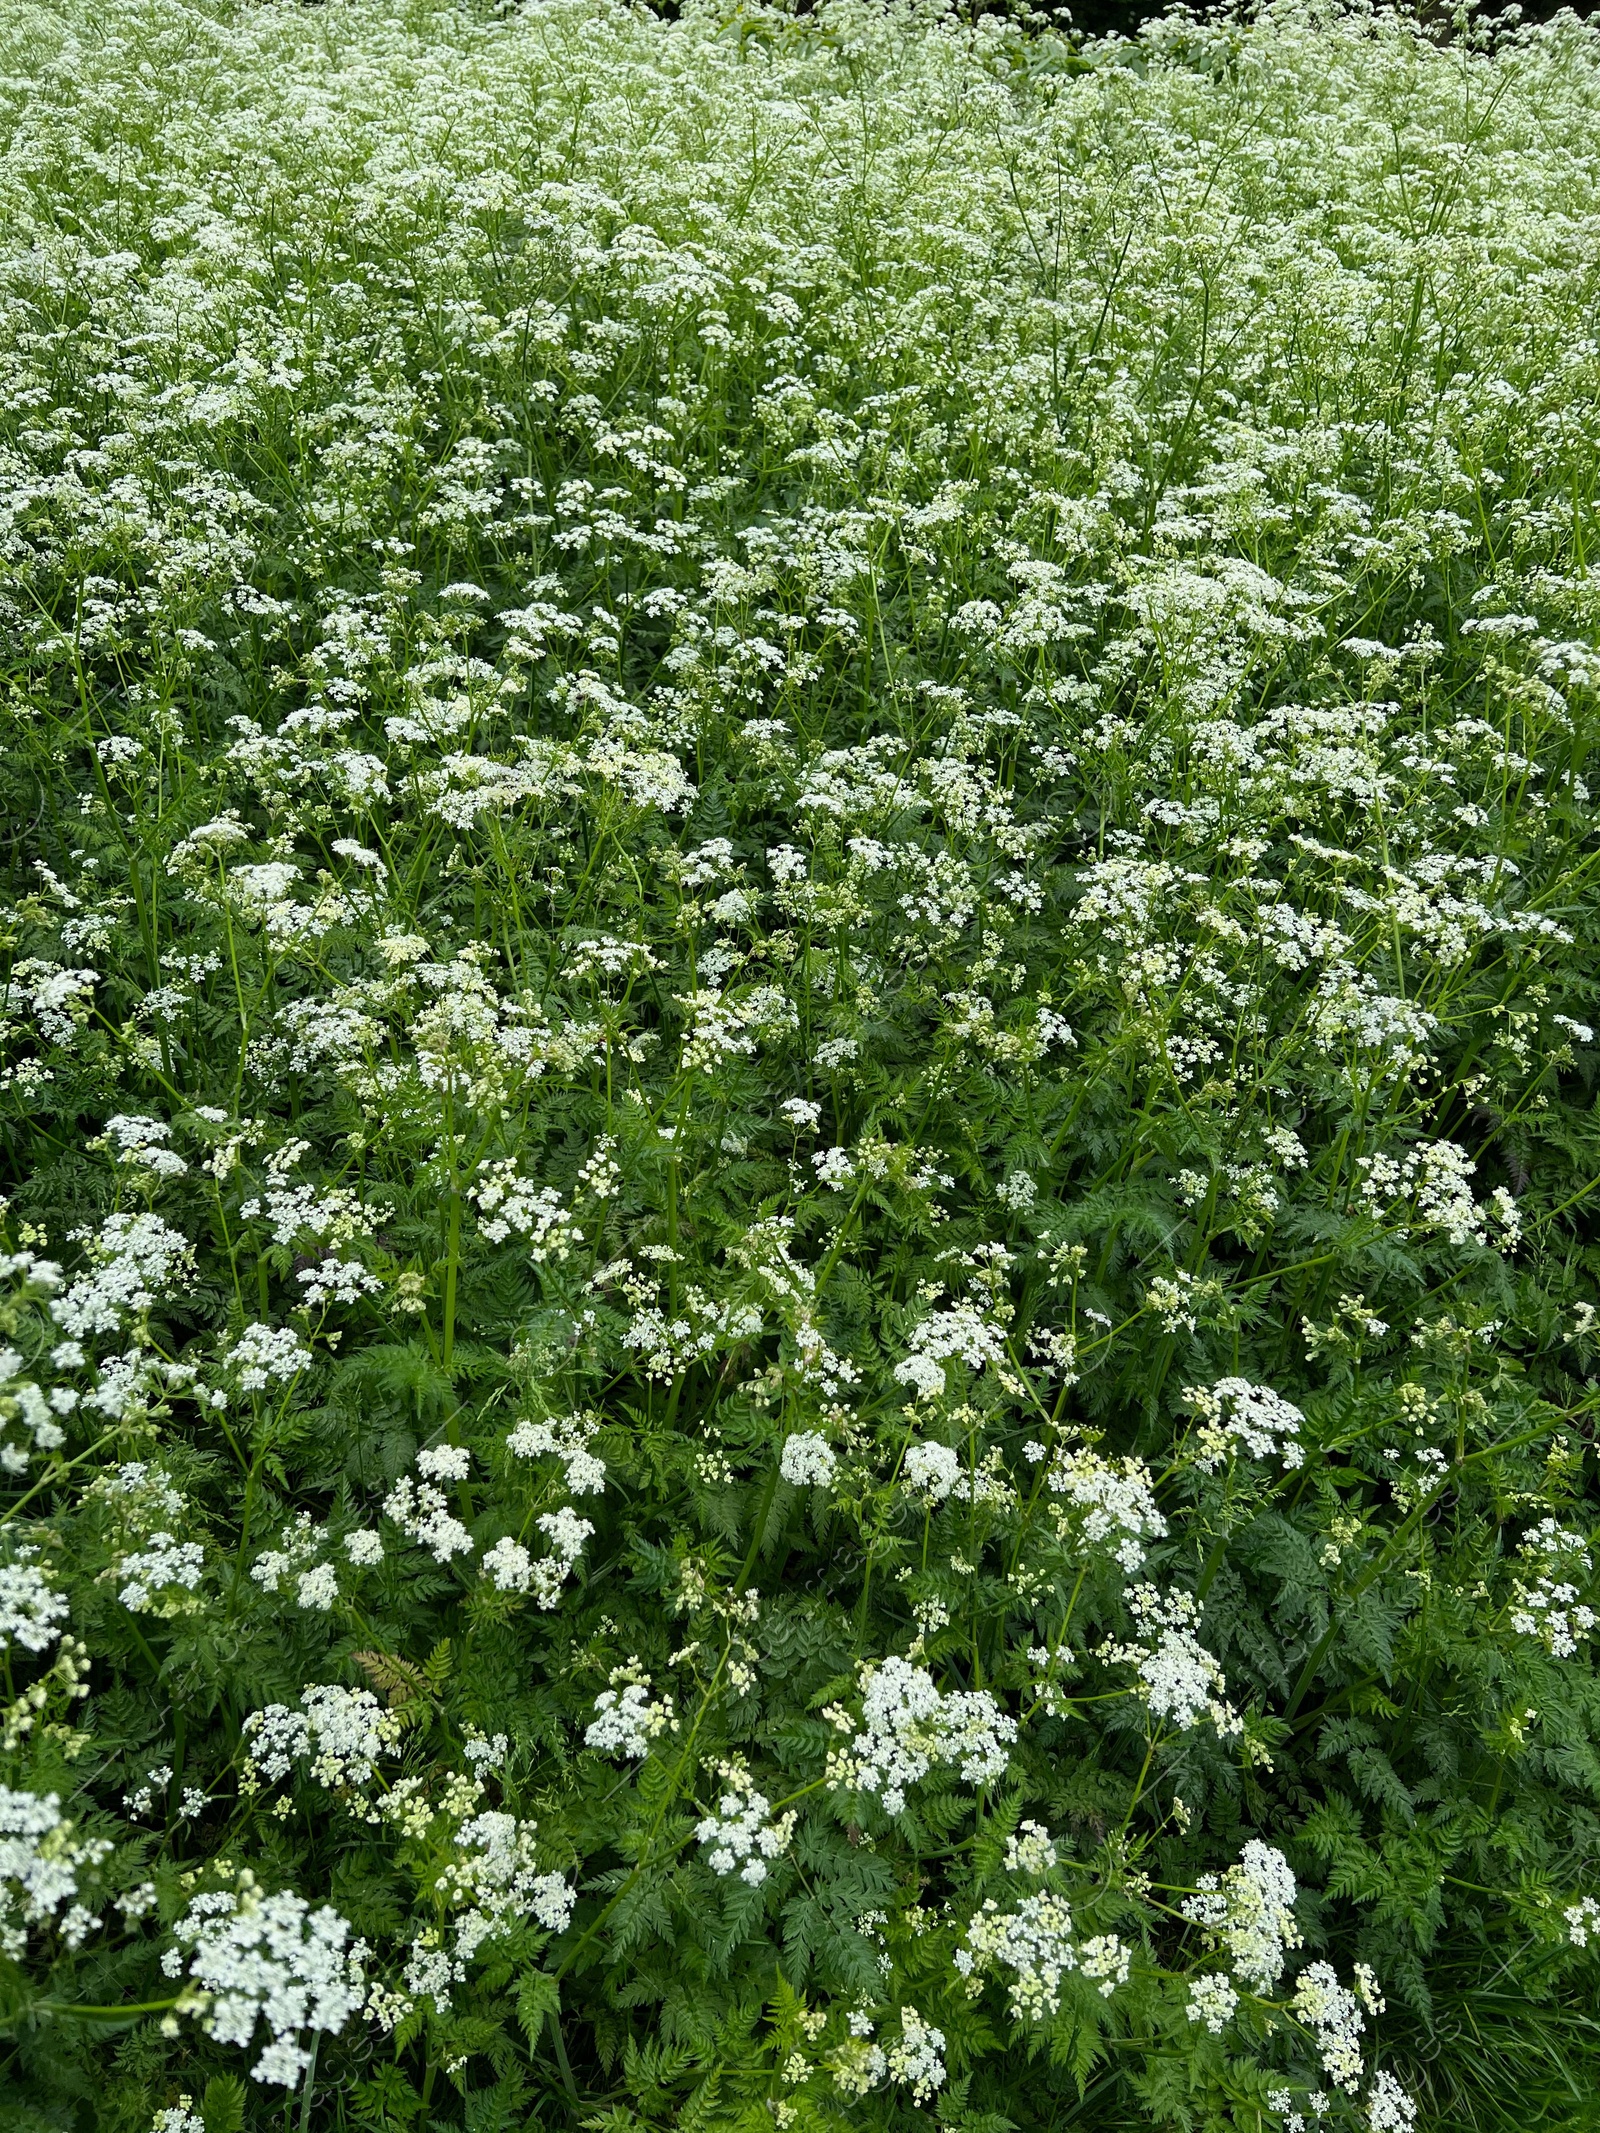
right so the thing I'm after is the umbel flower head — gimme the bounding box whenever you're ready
[162,1872,367,2087]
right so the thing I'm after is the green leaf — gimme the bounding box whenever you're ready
[517,1968,561,2050]
[201,2077,246,2133]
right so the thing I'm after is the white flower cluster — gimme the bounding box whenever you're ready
[1080,1935,1132,1994]
[1509,1519,1596,1657]
[884,2006,946,2103]
[0,1785,111,1957]
[1186,1869,1411,2124]
[893,1302,1010,1402]
[1186,1971,1239,2033]
[249,1511,350,1613]
[0,1339,69,1475]
[779,1430,837,1488]
[1359,1139,1518,1253]
[100,1114,187,1178]
[472,1160,583,1259]
[8,959,96,1045]
[828,1657,1016,1814]
[52,1213,193,1338]
[384,1457,475,1564]
[242,1686,404,1793]
[1182,1841,1302,1989]
[435,1808,574,1963]
[0,1548,69,1653]
[118,1533,205,1614]
[1365,2070,1418,2131]
[677,983,796,1073]
[1106,1586,1241,1735]
[506,1411,606,1494]
[694,1777,796,1886]
[831,2006,947,2105]
[1291,1961,1367,2090]
[481,1506,594,1606]
[620,1288,764,1381]
[1003,1820,1057,1876]
[1046,1446,1167,1573]
[150,2099,204,2133]
[162,1875,368,2087]
[224,1322,311,1392]
[902,1439,961,1500]
[238,1169,381,1251]
[1185,1378,1305,1471]
[89,1459,184,1522]
[584,1678,679,1759]
[296,1258,383,1308]
[956,1892,1125,2018]
[1564,1895,1600,1946]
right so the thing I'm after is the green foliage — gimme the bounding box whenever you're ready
[0,0,1597,2129]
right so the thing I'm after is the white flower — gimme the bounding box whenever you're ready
[1003,1821,1057,1875]
[123,1767,171,1819]
[118,1534,204,1613]
[402,1935,457,2013]
[243,1685,403,1791]
[151,2100,204,2133]
[162,1877,367,2088]
[1186,1378,1305,1471]
[1358,1138,1509,1251]
[828,1657,1015,1813]
[1101,1585,1241,1735]
[902,1440,962,1501]
[1046,1445,1166,1573]
[472,1164,583,1253]
[384,1474,474,1564]
[1078,1934,1131,1995]
[955,1892,1084,2019]
[1564,1895,1600,1946]
[101,1115,187,1178]
[812,1146,855,1187]
[481,1508,593,1605]
[295,1259,382,1307]
[463,1731,508,1772]
[416,1443,471,1481]
[1183,1842,1302,1990]
[295,1562,340,1612]
[1292,1960,1366,2091]
[695,1779,796,1885]
[482,1537,533,1592]
[0,1787,112,1958]
[585,1680,677,1759]
[436,1809,573,1962]
[1365,2069,1418,2131]
[250,1512,325,1596]
[884,2005,946,2102]
[780,1431,837,1487]
[0,1550,69,1653]
[506,1412,606,1494]
[893,1302,1008,1402]
[1186,1971,1239,2032]
[52,1214,193,1337]
[1509,1519,1595,1657]
[226,1323,311,1391]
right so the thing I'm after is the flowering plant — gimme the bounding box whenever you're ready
[0,0,1597,2128]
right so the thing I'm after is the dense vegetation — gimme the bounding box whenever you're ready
[2,2,1600,2129]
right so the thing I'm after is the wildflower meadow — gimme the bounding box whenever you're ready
[1,0,1599,2126]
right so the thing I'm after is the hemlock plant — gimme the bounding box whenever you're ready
[0,0,1598,2127]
